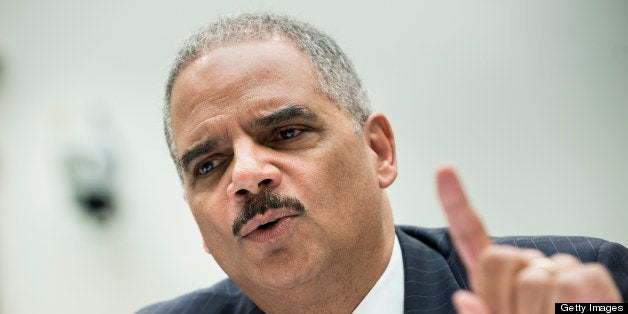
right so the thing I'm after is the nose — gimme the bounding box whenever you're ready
[226,138,281,201]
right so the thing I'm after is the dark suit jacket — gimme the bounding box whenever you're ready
[138,226,628,313]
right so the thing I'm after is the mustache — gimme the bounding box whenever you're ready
[232,188,306,237]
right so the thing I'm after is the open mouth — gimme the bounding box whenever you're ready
[244,216,295,243]
[258,218,280,230]
[238,209,300,243]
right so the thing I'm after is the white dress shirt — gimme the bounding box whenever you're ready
[352,235,404,314]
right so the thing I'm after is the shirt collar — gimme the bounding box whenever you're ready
[352,235,404,314]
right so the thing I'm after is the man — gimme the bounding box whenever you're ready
[140,13,626,313]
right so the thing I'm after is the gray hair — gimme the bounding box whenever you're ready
[164,13,371,174]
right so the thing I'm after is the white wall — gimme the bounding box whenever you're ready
[0,1,626,313]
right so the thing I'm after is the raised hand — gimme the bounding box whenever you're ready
[436,165,622,314]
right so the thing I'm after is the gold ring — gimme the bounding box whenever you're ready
[530,257,558,275]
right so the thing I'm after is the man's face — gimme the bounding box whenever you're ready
[169,39,391,292]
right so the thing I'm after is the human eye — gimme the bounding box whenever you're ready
[195,159,221,176]
[276,128,303,140]
[264,125,317,149]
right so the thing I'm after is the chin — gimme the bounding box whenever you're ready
[256,266,319,291]
[244,248,327,292]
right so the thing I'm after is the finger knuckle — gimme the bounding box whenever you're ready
[582,263,610,277]
[479,246,510,270]
[555,280,580,300]
[516,268,551,291]
[554,270,586,300]
[480,245,538,272]
[550,253,579,266]
[553,264,620,302]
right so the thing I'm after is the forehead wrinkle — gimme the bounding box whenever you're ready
[182,43,301,104]
[178,76,290,134]
[171,40,321,135]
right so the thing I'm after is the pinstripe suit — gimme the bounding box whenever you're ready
[137,226,628,313]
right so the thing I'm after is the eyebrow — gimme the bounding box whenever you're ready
[178,105,318,174]
[179,138,219,174]
[253,104,318,128]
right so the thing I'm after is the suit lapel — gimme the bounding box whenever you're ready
[396,226,466,313]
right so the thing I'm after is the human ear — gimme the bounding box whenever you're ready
[363,113,397,188]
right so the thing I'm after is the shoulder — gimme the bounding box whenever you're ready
[492,234,627,262]
[491,233,628,299]
[396,224,627,261]
[136,279,261,314]
[396,225,628,300]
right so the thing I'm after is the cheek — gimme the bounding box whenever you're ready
[305,143,378,210]
[187,192,235,249]
[328,139,376,184]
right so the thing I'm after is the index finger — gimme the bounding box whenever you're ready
[436,165,493,272]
